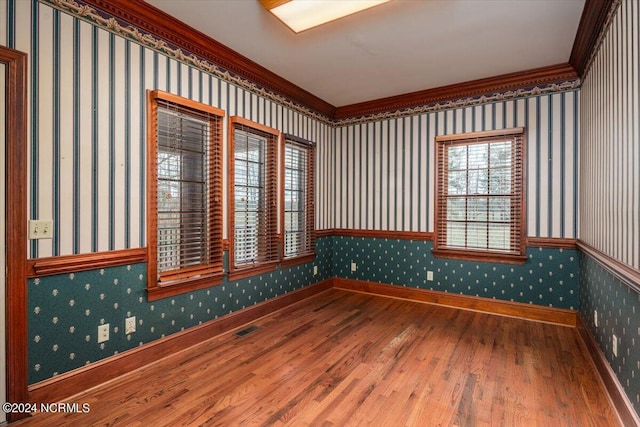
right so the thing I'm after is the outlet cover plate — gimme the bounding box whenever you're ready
[98,324,109,343]
[125,316,136,335]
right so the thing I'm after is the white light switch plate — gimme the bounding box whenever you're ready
[28,219,53,239]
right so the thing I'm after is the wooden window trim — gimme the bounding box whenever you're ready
[281,133,316,265]
[433,128,527,264]
[228,116,280,279]
[147,90,225,300]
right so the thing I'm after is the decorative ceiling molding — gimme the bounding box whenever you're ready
[334,64,579,120]
[569,0,619,78]
[47,0,581,126]
[334,79,581,126]
[77,0,337,117]
[44,0,335,126]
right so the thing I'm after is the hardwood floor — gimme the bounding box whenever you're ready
[16,289,620,426]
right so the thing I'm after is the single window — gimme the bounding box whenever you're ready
[283,134,315,262]
[147,90,225,300]
[229,117,279,278]
[433,128,526,263]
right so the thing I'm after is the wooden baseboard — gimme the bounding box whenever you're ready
[333,278,578,326]
[28,279,333,404]
[576,315,640,427]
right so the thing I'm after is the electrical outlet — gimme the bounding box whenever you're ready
[612,334,618,357]
[97,324,109,343]
[351,262,357,272]
[594,310,598,327]
[427,271,434,281]
[125,316,136,335]
[28,219,53,240]
[313,265,318,276]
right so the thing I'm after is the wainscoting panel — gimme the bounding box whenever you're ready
[27,238,333,384]
[330,236,579,309]
[579,251,640,417]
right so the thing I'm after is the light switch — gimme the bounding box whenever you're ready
[28,220,53,240]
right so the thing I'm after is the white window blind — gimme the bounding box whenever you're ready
[232,121,279,268]
[284,135,315,258]
[148,91,224,289]
[435,129,525,259]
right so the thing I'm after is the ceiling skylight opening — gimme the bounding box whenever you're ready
[260,0,391,33]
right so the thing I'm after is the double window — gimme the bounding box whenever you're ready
[227,120,316,279]
[433,128,526,263]
[147,90,225,300]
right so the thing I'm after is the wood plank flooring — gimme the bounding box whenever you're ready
[16,289,620,426]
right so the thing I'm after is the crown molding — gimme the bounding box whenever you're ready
[72,1,581,123]
[334,63,578,120]
[569,0,618,78]
[80,0,336,118]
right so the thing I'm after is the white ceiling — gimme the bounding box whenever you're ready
[146,0,585,108]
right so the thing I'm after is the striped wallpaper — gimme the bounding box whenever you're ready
[580,0,640,270]
[325,94,580,238]
[2,0,331,259]
[3,0,581,259]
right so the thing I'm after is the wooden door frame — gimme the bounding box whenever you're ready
[1,45,28,422]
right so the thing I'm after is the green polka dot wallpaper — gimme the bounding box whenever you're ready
[28,235,581,384]
[331,236,579,309]
[579,252,640,415]
[28,238,334,384]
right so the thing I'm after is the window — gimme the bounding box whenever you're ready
[282,134,315,263]
[147,90,225,300]
[433,128,526,263]
[229,117,279,278]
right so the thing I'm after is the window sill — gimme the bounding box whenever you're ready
[147,272,224,301]
[431,248,527,265]
[280,253,315,268]
[227,261,278,282]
